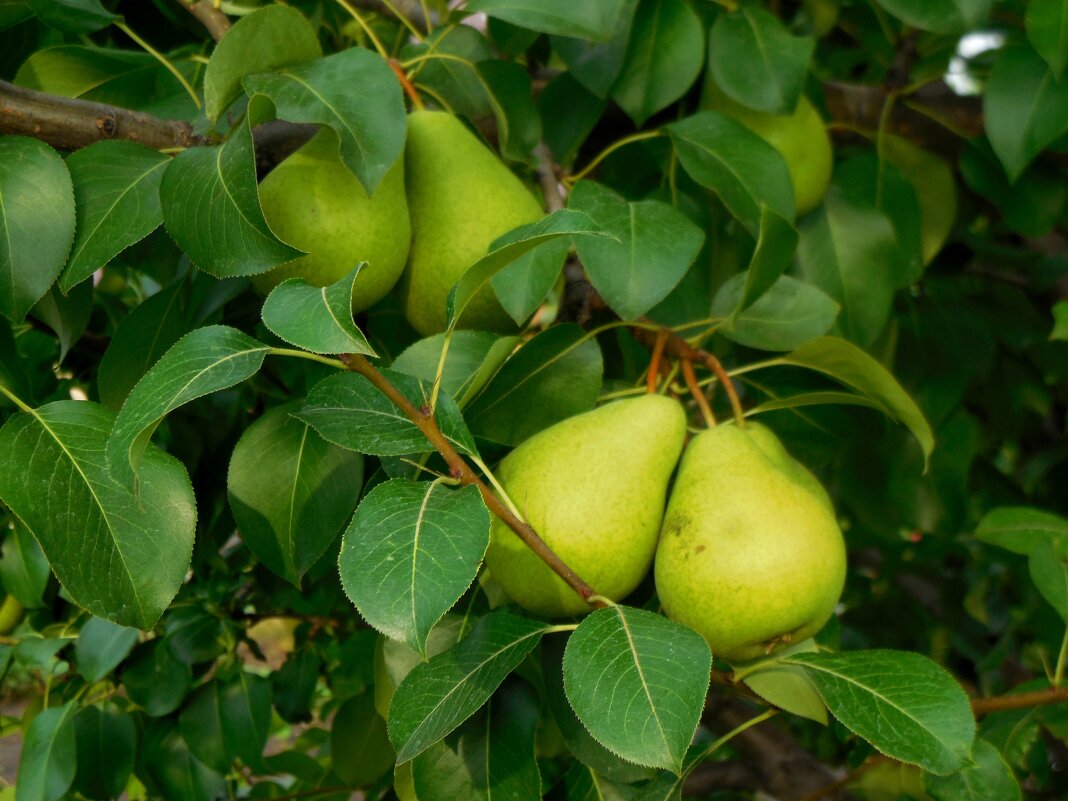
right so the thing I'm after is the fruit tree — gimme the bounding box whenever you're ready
[0,1,1067,799]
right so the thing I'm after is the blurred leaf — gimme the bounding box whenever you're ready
[1028,539,1068,622]
[709,9,813,115]
[985,43,1068,182]
[975,507,1068,555]
[924,738,1021,801]
[261,264,376,356]
[72,706,136,801]
[272,648,321,723]
[179,673,272,772]
[332,692,394,785]
[25,0,116,33]
[123,640,192,716]
[388,611,552,763]
[141,721,226,801]
[873,0,991,33]
[0,401,196,629]
[563,606,711,773]
[30,281,92,362]
[228,403,364,586]
[1052,301,1068,341]
[60,141,167,292]
[297,368,477,457]
[611,0,705,126]
[467,324,603,446]
[713,274,838,352]
[339,480,490,657]
[203,4,322,122]
[786,650,975,775]
[1026,0,1068,77]
[465,0,629,41]
[0,520,49,609]
[668,111,795,233]
[74,617,138,684]
[15,701,77,801]
[391,331,518,408]
[568,180,704,320]
[0,136,75,322]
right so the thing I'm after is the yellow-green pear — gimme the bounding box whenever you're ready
[399,110,544,335]
[655,422,846,663]
[486,395,687,617]
[252,129,411,309]
[880,134,956,265]
[700,80,833,216]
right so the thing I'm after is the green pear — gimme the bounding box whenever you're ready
[252,129,411,309]
[485,395,687,617]
[655,422,845,663]
[700,80,833,216]
[399,110,544,335]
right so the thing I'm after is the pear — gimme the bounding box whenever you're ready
[700,80,832,216]
[485,395,687,617]
[252,129,411,310]
[654,422,845,663]
[399,110,544,335]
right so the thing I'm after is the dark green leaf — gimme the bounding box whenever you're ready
[465,0,629,41]
[731,205,799,313]
[61,141,168,292]
[122,639,192,716]
[16,701,77,801]
[340,480,490,656]
[141,721,226,801]
[244,47,406,194]
[402,26,493,120]
[178,673,272,772]
[74,616,139,683]
[709,9,813,115]
[713,274,838,351]
[260,264,376,356]
[786,650,975,775]
[203,4,322,122]
[106,325,269,491]
[26,0,116,33]
[873,0,991,33]
[611,0,705,126]
[30,280,92,362]
[0,136,75,322]
[563,607,711,773]
[538,74,609,165]
[975,507,1068,555]
[332,692,395,785]
[551,0,638,97]
[477,60,541,163]
[1028,539,1068,622]
[1026,0,1068,76]
[0,519,49,608]
[228,403,363,586]
[388,611,553,763]
[925,738,1021,801]
[272,648,321,723]
[491,238,571,325]
[467,324,603,446]
[72,706,136,801]
[0,401,196,629]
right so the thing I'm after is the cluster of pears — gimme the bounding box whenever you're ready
[485,396,846,664]
[255,111,542,334]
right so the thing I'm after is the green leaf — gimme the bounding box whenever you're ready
[228,404,363,586]
[538,74,609,166]
[272,648,321,723]
[975,507,1068,555]
[465,0,629,41]
[491,238,571,325]
[737,640,827,724]
[568,181,704,320]
[74,616,138,683]
[0,318,31,402]
[401,26,493,120]
[339,480,490,657]
[1052,301,1068,341]
[796,187,901,347]
[610,0,705,126]
[477,60,541,163]
[762,336,934,463]
[61,141,167,292]
[203,4,322,122]
[411,679,542,801]
[387,611,553,763]
[985,44,1068,182]
[467,324,603,446]
[178,673,272,772]
[97,281,189,411]
[447,209,609,334]
[16,701,77,801]
[0,401,196,629]
[160,106,303,278]
[745,391,887,418]
[1028,539,1068,622]
[551,0,638,97]
[261,265,376,356]
[332,692,395,785]
[873,0,991,33]
[26,0,116,33]
[106,325,269,491]
[1026,0,1068,77]
[563,606,711,773]
[244,47,406,194]
[668,112,795,233]
[0,520,50,609]
[297,368,477,457]
[786,650,975,775]
[30,281,93,362]
[0,136,75,322]
[709,8,814,115]
[925,738,1022,801]
[72,706,136,801]
[141,721,226,801]
[391,332,518,409]
[123,640,192,716]
[731,206,799,314]
[712,274,839,352]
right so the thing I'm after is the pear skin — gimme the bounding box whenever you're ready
[655,422,845,663]
[700,80,832,216]
[399,111,543,335]
[486,395,687,617]
[253,129,411,310]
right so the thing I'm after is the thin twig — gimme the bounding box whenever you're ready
[972,685,1068,716]
[681,358,716,427]
[389,59,425,110]
[647,328,669,394]
[339,353,603,608]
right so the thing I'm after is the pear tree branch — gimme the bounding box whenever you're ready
[180,0,231,41]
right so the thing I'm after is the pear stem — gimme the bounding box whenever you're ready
[340,353,605,609]
[646,328,670,393]
[389,60,425,110]
[681,358,716,427]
